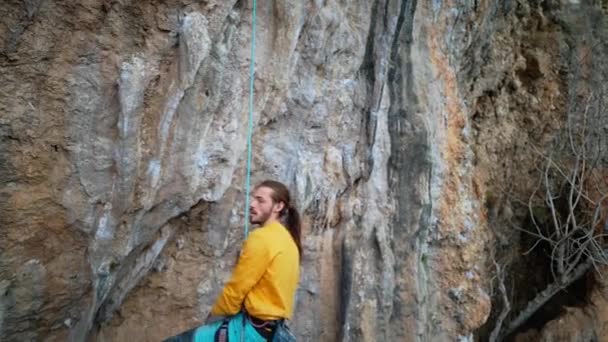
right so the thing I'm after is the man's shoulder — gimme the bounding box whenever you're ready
[242,229,272,255]
[246,226,274,244]
[249,222,288,243]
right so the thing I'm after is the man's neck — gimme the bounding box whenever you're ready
[262,218,280,227]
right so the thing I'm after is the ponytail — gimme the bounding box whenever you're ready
[284,205,302,257]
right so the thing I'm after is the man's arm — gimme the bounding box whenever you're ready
[210,231,270,316]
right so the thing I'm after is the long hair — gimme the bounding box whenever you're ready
[256,180,303,257]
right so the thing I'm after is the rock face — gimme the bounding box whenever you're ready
[1,0,607,341]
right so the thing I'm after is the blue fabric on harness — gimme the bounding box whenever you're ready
[163,313,267,342]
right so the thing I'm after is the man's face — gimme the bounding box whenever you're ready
[250,186,283,225]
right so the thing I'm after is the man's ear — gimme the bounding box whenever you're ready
[274,201,285,213]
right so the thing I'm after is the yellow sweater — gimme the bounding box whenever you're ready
[210,221,300,320]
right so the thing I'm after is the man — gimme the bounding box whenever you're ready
[164,180,301,341]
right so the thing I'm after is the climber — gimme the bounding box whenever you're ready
[164,180,301,342]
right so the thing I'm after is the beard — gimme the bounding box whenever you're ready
[250,209,272,225]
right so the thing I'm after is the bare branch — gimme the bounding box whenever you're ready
[489,259,510,342]
[501,259,593,340]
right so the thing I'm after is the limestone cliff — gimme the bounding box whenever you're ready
[1,0,607,341]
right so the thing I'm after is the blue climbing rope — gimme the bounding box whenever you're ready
[243,0,257,238]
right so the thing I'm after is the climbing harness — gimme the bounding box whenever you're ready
[214,319,229,342]
[243,0,257,238]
